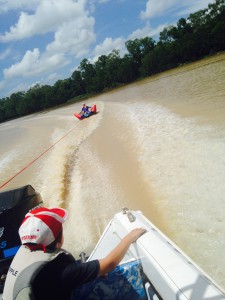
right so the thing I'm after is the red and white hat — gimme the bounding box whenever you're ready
[19,207,68,246]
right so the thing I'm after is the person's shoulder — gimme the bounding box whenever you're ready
[56,249,75,262]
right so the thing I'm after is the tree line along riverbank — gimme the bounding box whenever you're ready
[0,0,224,124]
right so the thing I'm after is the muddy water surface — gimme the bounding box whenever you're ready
[0,53,225,290]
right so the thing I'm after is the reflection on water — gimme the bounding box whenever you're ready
[0,53,225,290]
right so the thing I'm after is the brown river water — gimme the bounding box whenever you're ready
[0,52,225,290]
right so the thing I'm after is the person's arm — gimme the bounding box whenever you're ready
[98,228,146,276]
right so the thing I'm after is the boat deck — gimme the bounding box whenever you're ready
[72,259,159,300]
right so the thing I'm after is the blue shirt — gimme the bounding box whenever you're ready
[82,106,90,112]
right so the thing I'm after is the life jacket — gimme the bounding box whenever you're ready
[2,245,63,300]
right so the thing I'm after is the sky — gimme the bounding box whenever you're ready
[0,0,214,99]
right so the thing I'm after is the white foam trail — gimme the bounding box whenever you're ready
[35,101,104,207]
[64,143,123,257]
[0,150,19,170]
[110,101,225,288]
[34,101,121,256]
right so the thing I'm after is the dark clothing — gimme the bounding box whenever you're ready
[32,251,100,300]
[82,106,90,113]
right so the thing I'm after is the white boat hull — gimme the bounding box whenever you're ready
[86,209,225,300]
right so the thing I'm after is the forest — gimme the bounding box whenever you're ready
[0,0,224,123]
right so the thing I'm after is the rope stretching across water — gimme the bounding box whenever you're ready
[0,124,78,190]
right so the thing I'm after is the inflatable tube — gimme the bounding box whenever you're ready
[91,104,97,113]
[74,113,82,120]
[74,104,97,120]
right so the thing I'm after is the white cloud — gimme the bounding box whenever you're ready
[0,80,5,91]
[1,0,212,99]
[140,0,177,20]
[127,23,166,40]
[45,72,59,84]
[1,0,96,80]
[98,0,110,3]
[46,17,96,58]
[175,1,212,18]
[0,0,91,42]
[92,23,167,62]
[90,0,110,4]
[140,0,212,20]
[0,47,11,60]
[93,36,125,57]
[3,48,68,79]
[92,24,164,63]
[4,73,58,97]
[9,81,30,95]
[0,0,39,14]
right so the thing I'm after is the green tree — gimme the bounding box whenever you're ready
[207,0,225,51]
[104,50,122,87]
[79,59,96,93]
[52,79,73,105]
[126,37,155,77]
[1,0,225,123]
[117,54,136,83]
[159,26,177,43]
[94,55,109,91]
[0,100,6,122]
[71,70,86,96]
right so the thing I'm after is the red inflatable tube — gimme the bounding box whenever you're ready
[74,104,97,120]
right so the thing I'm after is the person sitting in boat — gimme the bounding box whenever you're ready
[80,103,91,117]
[2,206,146,300]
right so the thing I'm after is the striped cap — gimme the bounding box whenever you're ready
[19,207,68,246]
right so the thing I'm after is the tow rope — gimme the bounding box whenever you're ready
[0,124,78,190]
